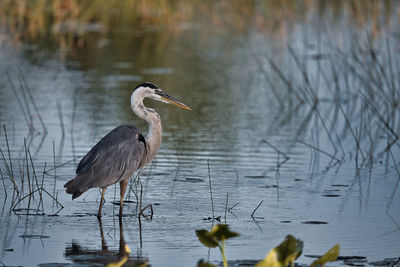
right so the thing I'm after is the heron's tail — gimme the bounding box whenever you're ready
[64,176,88,199]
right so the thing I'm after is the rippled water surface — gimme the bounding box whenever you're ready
[0,1,400,266]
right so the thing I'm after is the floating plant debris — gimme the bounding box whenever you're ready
[301,221,328,224]
[244,175,268,179]
[19,234,50,239]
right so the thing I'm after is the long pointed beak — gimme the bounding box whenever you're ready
[159,91,192,111]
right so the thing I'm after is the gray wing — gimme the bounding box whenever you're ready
[64,125,146,199]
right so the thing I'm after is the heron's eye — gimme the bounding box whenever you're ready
[155,89,161,95]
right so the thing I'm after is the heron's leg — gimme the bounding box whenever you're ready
[119,179,128,217]
[97,187,106,218]
[98,217,107,251]
[118,216,127,256]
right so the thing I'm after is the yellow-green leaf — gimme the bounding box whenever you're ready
[310,244,340,267]
[196,224,239,248]
[197,259,217,267]
[255,235,303,267]
[210,224,239,242]
[196,229,219,248]
[275,235,303,264]
[255,249,284,267]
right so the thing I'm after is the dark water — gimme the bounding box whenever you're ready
[0,1,400,266]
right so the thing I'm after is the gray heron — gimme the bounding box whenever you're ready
[64,82,191,218]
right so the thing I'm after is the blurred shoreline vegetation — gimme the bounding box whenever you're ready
[0,0,398,53]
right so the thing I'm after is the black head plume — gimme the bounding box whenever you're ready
[135,82,160,90]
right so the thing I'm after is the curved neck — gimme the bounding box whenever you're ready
[146,114,162,161]
[131,89,162,163]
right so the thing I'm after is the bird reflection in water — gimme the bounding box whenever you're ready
[65,217,148,266]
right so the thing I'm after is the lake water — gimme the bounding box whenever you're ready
[0,1,399,266]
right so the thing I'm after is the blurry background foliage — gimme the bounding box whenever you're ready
[0,0,397,55]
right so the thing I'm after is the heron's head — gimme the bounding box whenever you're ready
[133,82,192,111]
